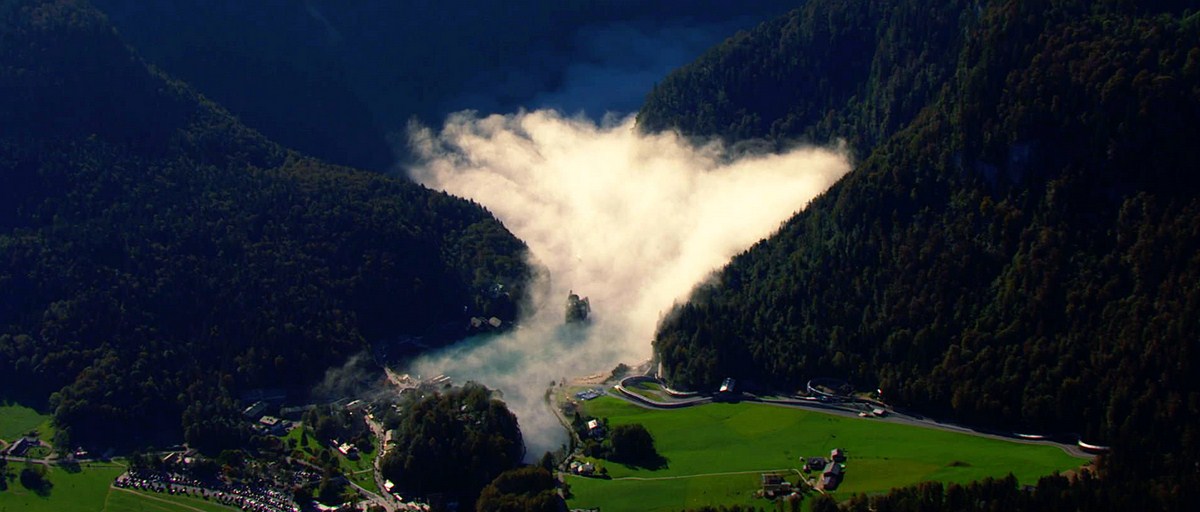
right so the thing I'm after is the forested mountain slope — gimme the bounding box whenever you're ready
[0,0,528,451]
[638,1,971,157]
[646,0,1200,489]
[88,0,797,170]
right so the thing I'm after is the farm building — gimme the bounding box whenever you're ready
[6,437,34,456]
[820,461,845,490]
[586,419,604,438]
[258,415,287,435]
[831,448,846,462]
[569,461,596,475]
[720,377,736,393]
[241,401,268,419]
[761,473,791,495]
[575,388,604,401]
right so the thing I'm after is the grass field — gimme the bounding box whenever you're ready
[336,437,378,494]
[565,396,1088,511]
[284,424,378,493]
[103,488,237,512]
[0,402,53,441]
[0,461,239,512]
[0,462,122,512]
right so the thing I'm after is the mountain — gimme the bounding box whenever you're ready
[0,0,528,451]
[644,0,1200,492]
[637,0,969,157]
[87,0,799,171]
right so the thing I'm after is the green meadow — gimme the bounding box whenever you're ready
[0,461,238,512]
[333,436,377,494]
[565,396,1087,511]
[103,488,238,512]
[0,402,53,441]
[0,462,119,512]
[283,423,378,493]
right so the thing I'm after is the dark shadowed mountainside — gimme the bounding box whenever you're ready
[637,1,971,157]
[89,0,798,170]
[0,0,528,451]
[644,0,1200,505]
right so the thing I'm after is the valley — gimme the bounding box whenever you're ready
[554,371,1089,511]
[3,0,1199,511]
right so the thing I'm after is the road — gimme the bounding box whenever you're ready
[547,381,591,452]
[610,377,1094,459]
[609,467,803,482]
[363,413,397,512]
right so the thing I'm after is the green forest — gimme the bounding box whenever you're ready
[646,0,1200,507]
[0,0,529,451]
[380,383,525,509]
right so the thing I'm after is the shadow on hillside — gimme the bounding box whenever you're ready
[19,467,53,497]
[617,453,669,471]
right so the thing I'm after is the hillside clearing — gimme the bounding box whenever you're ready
[565,396,1087,511]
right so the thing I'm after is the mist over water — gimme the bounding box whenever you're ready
[404,110,850,458]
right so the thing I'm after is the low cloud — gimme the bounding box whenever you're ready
[404,110,850,458]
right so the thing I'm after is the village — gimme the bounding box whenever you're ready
[0,370,464,512]
[2,354,1090,512]
[109,371,468,512]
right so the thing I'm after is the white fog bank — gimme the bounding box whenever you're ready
[404,110,850,457]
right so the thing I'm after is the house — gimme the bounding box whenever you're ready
[820,461,844,490]
[258,415,288,435]
[574,389,604,401]
[830,448,846,462]
[720,377,736,394]
[569,461,596,475]
[6,437,33,456]
[761,473,791,496]
[416,374,453,392]
[805,457,827,471]
[242,401,268,420]
[824,462,844,477]
[586,419,604,438]
[821,474,838,490]
[338,442,359,459]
